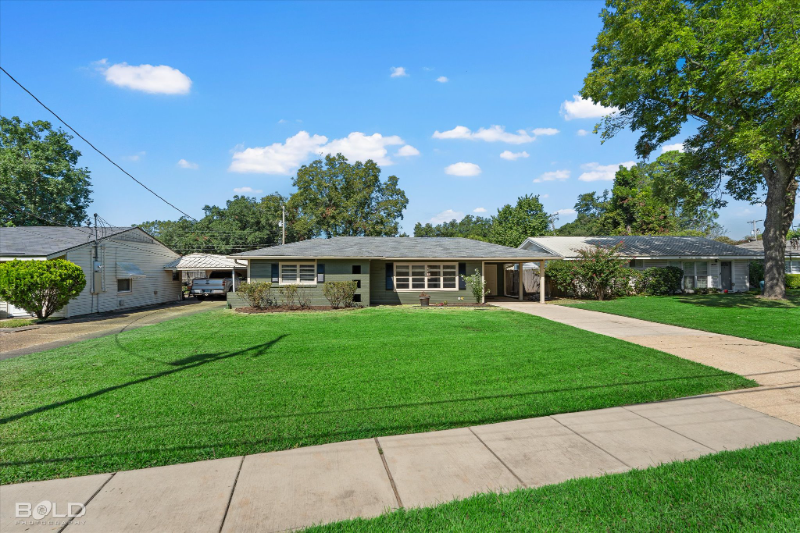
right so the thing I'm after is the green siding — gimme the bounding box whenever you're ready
[232,259,370,308]
[369,260,482,305]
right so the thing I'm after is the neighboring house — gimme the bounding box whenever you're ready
[520,236,764,293]
[736,238,800,274]
[229,237,559,306]
[163,253,248,284]
[0,226,182,318]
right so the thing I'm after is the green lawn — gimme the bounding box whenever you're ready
[0,307,753,484]
[567,292,800,348]
[306,438,800,532]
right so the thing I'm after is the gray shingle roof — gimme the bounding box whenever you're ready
[0,226,134,257]
[521,236,764,258]
[233,237,559,260]
[737,239,799,257]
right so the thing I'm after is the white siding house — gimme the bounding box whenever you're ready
[519,236,764,293]
[0,226,182,318]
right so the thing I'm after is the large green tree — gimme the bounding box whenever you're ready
[413,215,493,241]
[582,0,800,298]
[490,194,550,248]
[139,193,293,254]
[557,191,612,236]
[288,154,408,238]
[0,116,92,226]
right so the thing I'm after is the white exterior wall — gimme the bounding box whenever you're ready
[64,234,181,316]
[630,258,749,292]
[1,229,182,319]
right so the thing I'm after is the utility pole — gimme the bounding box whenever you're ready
[281,205,286,245]
[747,219,763,240]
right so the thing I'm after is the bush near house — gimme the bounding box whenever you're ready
[236,281,274,309]
[749,260,765,287]
[322,281,358,308]
[0,259,86,319]
[787,274,800,290]
[637,266,684,295]
[548,259,682,300]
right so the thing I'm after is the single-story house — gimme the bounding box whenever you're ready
[163,253,248,286]
[519,236,765,293]
[0,226,182,318]
[736,238,800,274]
[228,237,560,306]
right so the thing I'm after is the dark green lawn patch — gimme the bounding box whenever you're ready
[306,438,800,532]
[0,307,753,484]
[568,293,800,348]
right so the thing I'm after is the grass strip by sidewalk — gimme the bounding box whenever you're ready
[306,438,800,532]
[567,292,800,349]
[0,307,754,484]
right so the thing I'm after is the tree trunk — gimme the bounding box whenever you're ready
[761,163,795,299]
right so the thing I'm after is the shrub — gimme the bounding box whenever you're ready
[297,287,312,308]
[0,259,86,319]
[546,260,582,297]
[787,274,800,290]
[572,244,629,300]
[641,266,683,295]
[749,260,764,287]
[461,269,489,303]
[279,284,299,307]
[322,281,358,308]
[237,281,273,309]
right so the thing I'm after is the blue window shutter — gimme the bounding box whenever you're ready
[271,263,279,283]
[317,263,325,283]
[385,262,394,290]
[458,262,467,290]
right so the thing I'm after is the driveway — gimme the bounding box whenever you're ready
[0,300,226,360]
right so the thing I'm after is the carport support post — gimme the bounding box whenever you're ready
[539,261,545,304]
[518,262,524,301]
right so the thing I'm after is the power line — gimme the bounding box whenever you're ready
[0,66,198,222]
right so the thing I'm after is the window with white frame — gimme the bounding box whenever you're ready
[682,261,709,290]
[394,263,458,291]
[280,262,316,285]
[787,260,800,274]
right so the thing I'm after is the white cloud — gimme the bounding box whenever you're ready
[432,125,559,144]
[95,59,192,95]
[396,144,420,157]
[540,194,549,199]
[321,132,405,166]
[473,207,487,213]
[229,131,413,174]
[430,209,464,224]
[229,131,329,174]
[578,161,636,182]
[533,169,570,183]
[661,142,685,153]
[390,66,408,77]
[561,95,618,120]
[500,150,530,161]
[123,151,146,161]
[444,162,482,177]
[577,129,590,136]
[436,76,449,83]
[556,208,577,216]
[177,159,198,169]
[233,186,263,194]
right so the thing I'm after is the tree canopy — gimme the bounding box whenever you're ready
[288,154,408,238]
[0,116,92,226]
[138,193,292,255]
[582,0,800,298]
[413,215,493,241]
[490,194,551,248]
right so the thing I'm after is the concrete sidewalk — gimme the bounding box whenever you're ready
[2,395,799,533]
[496,302,800,425]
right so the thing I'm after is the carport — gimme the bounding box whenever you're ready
[163,254,247,290]
[483,260,549,303]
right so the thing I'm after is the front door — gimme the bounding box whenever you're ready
[720,261,732,290]
[484,264,498,297]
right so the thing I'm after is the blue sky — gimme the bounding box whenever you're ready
[1,1,770,237]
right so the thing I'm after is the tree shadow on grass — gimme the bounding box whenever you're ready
[672,293,799,310]
[0,335,287,425]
